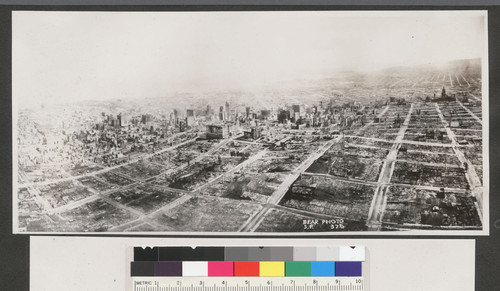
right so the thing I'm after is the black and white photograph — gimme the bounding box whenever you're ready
[12,10,488,234]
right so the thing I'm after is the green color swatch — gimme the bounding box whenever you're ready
[285,261,311,276]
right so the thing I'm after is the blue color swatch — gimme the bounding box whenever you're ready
[310,262,335,276]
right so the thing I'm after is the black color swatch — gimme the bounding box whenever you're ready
[158,247,225,261]
[134,247,159,261]
[131,261,155,276]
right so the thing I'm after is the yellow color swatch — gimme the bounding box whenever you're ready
[259,261,285,277]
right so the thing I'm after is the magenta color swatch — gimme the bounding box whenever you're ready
[208,261,234,276]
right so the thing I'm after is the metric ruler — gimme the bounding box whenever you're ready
[132,277,365,291]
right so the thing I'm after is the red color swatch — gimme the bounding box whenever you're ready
[234,261,260,276]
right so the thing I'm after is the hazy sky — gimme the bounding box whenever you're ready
[13,11,486,106]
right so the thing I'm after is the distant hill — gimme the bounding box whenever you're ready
[381,58,481,75]
[443,58,481,75]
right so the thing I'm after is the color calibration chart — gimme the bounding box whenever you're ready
[130,246,366,291]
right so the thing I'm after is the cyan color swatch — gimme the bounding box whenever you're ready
[310,262,335,276]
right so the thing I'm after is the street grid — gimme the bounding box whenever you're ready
[16,68,485,233]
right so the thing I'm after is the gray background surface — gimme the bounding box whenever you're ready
[0,3,498,291]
